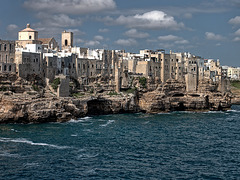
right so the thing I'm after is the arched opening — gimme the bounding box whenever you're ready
[87,99,113,115]
[9,65,11,71]
[4,44,7,51]
[172,93,184,97]
[65,39,68,46]
[29,35,32,40]
[4,65,7,71]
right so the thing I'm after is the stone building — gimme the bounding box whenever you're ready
[16,24,42,48]
[62,31,73,51]
[15,51,42,79]
[39,38,59,52]
[0,40,16,73]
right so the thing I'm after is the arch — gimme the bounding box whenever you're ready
[29,35,32,40]
[65,39,68,46]
[4,44,7,51]
[4,65,7,71]
[9,65,11,72]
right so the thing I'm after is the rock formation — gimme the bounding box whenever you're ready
[0,75,232,124]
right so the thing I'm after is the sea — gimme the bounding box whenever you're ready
[0,106,240,180]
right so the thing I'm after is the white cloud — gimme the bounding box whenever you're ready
[24,0,116,14]
[157,35,189,45]
[175,39,189,44]
[7,24,18,31]
[75,38,85,44]
[36,13,82,28]
[205,32,225,40]
[233,37,240,42]
[234,29,240,36]
[94,35,104,41]
[183,13,193,19]
[105,10,184,30]
[84,40,100,47]
[124,29,149,38]
[158,35,181,41]
[65,29,85,35]
[115,38,137,46]
[99,28,109,33]
[229,16,240,25]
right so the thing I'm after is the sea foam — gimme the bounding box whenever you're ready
[0,137,71,149]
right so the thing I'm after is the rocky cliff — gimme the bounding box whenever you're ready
[139,79,231,113]
[0,74,232,124]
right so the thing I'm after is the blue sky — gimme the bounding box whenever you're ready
[0,0,240,66]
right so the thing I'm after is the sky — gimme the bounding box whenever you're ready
[0,0,240,66]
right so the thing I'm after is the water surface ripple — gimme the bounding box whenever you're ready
[1,106,240,179]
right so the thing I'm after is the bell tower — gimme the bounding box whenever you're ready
[61,31,73,50]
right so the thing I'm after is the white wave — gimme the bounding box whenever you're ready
[0,151,20,158]
[24,163,40,167]
[226,109,240,113]
[143,121,150,124]
[71,134,78,137]
[0,137,71,149]
[77,153,99,159]
[100,120,115,127]
[68,116,92,123]
[158,112,171,115]
[11,129,19,132]
[203,111,224,114]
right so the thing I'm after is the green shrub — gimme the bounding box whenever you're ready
[90,88,94,94]
[72,92,85,98]
[32,84,40,92]
[123,88,136,94]
[0,86,7,91]
[139,77,147,88]
[231,80,240,89]
[51,78,60,91]
[108,91,118,96]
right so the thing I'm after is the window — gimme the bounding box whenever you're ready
[4,44,7,51]
[9,65,11,71]
[29,35,32,40]
[65,39,68,46]
[36,58,38,63]
[4,65,6,71]
[6,55,8,62]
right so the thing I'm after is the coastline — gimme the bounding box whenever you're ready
[0,88,232,124]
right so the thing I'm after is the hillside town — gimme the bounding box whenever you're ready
[0,24,233,123]
[0,24,231,96]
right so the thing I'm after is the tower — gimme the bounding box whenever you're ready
[61,31,73,50]
[18,24,38,41]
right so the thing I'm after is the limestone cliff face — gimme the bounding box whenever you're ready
[138,80,231,113]
[0,76,232,124]
[0,93,139,124]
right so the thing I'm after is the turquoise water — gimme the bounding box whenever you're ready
[1,106,240,179]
